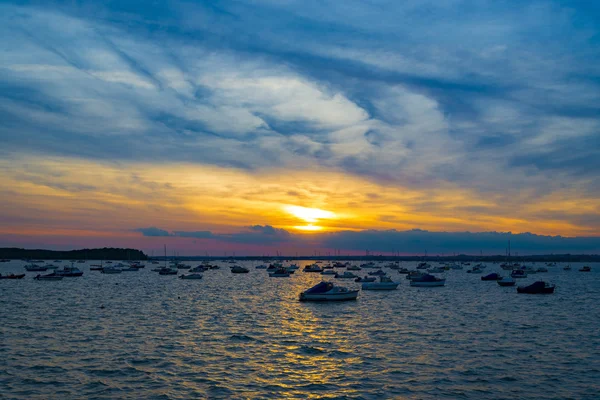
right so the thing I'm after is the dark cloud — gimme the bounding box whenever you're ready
[134,227,171,237]
[135,225,291,245]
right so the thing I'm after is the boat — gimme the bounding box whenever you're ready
[34,273,63,281]
[320,269,337,275]
[0,273,26,279]
[397,268,411,274]
[0,259,10,262]
[190,265,208,273]
[409,274,445,287]
[303,264,323,273]
[406,271,426,280]
[355,276,376,282]
[579,266,591,272]
[563,265,572,270]
[158,267,177,275]
[362,276,399,290]
[517,281,555,294]
[299,281,359,302]
[55,266,83,277]
[346,265,361,271]
[367,270,387,276]
[481,273,502,281]
[255,264,267,269]
[497,277,516,286]
[231,265,249,273]
[449,264,463,270]
[536,267,548,273]
[511,269,527,278]
[24,264,47,272]
[179,273,203,279]
[287,264,299,270]
[335,271,357,279]
[269,267,290,277]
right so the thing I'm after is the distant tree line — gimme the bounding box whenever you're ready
[0,247,148,260]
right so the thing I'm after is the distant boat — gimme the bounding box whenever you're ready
[497,277,516,286]
[409,274,445,287]
[34,273,63,281]
[367,270,387,276]
[362,276,399,290]
[517,281,555,294]
[0,273,25,279]
[320,269,336,275]
[299,282,359,302]
[303,264,323,273]
[335,271,357,279]
[355,276,376,282]
[231,265,249,274]
[511,269,527,278]
[563,265,572,270]
[579,266,591,272]
[269,267,290,277]
[179,273,203,280]
[101,266,122,274]
[55,266,83,277]
[481,273,502,281]
[24,264,47,272]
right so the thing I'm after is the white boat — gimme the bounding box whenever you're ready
[34,273,63,281]
[179,273,203,279]
[269,267,290,277]
[497,277,516,286]
[409,274,446,287]
[362,276,399,290]
[511,270,527,278]
[24,264,47,272]
[320,269,337,275]
[335,271,357,279]
[299,282,359,302]
[55,266,83,277]
[303,264,323,272]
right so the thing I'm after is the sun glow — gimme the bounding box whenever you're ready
[284,205,335,223]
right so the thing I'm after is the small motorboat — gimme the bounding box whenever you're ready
[517,281,555,294]
[409,274,445,287]
[563,265,572,270]
[320,269,337,275]
[367,270,387,276]
[397,268,411,274]
[0,273,26,279]
[24,264,47,272]
[355,276,376,283]
[579,266,591,272]
[497,277,516,286]
[255,264,267,269]
[34,273,63,281]
[231,265,249,273]
[406,271,426,280]
[346,265,361,271]
[158,267,178,275]
[299,281,359,302]
[179,273,203,279]
[55,266,83,277]
[536,267,548,273]
[362,276,399,290]
[303,264,323,273]
[335,271,357,279]
[269,267,290,277]
[481,273,502,281]
[511,269,527,278]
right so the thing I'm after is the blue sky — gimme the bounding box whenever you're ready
[0,0,599,254]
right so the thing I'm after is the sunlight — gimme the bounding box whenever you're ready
[294,224,323,231]
[284,205,335,223]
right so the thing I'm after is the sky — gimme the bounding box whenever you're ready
[1,0,599,255]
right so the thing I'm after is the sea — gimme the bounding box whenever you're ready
[1,260,599,399]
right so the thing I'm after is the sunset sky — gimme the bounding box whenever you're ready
[1,1,599,255]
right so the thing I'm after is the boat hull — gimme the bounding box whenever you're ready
[299,291,359,301]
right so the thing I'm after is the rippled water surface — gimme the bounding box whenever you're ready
[1,260,599,399]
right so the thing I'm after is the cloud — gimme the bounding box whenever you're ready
[134,227,171,237]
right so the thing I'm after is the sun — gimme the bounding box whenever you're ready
[284,205,335,223]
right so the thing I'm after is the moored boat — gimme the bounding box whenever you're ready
[579,266,591,272]
[367,270,387,276]
[303,264,323,273]
[497,277,516,286]
[34,273,63,281]
[481,273,502,281]
[231,265,249,273]
[299,282,359,302]
[55,266,83,277]
[355,276,376,282]
[0,273,26,279]
[335,271,357,279]
[362,276,399,290]
[24,264,47,272]
[511,269,527,278]
[179,273,203,279]
[409,274,445,287]
[517,281,555,294]
[269,267,290,277]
